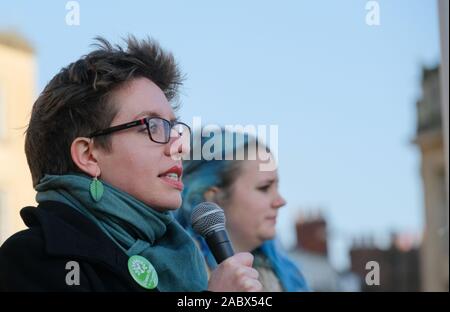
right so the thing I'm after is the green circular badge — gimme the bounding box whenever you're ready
[128,255,158,289]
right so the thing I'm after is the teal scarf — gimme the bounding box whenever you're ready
[35,174,208,292]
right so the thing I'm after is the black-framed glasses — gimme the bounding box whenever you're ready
[89,116,191,144]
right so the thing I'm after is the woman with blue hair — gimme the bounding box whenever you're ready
[176,129,309,292]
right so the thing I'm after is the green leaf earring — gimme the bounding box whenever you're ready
[90,175,104,202]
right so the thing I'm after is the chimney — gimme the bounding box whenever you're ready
[296,212,328,257]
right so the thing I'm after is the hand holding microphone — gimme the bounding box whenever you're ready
[191,202,262,292]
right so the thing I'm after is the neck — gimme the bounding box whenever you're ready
[228,232,261,253]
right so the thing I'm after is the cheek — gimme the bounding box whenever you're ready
[245,189,271,211]
[100,141,160,195]
[122,152,162,194]
[110,151,154,179]
[97,138,182,210]
[114,136,161,171]
[226,190,261,228]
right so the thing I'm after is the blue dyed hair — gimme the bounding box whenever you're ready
[175,128,309,291]
[177,128,258,229]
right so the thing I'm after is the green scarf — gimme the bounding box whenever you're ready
[35,174,208,292]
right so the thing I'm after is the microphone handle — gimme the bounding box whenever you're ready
[205,229,235,264]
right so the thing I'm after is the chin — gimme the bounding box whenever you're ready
[165,202,182,211]
[261,228,276,240]
[141,193,182,212]
[158,195,182,211]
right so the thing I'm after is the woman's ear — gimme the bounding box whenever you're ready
[203,186,221,203]
[70,137,100,177]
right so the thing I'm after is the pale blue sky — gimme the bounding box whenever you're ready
[0,0,441,269]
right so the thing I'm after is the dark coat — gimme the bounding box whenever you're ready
[0,200,157,292]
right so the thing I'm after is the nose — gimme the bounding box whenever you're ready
[164,131,190,159]
[272,192,286,210]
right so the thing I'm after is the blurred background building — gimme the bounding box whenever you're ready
[291,55,450,293]
[349,233,421,292]
[288,211,360,292]
[412,1,449,291]
[0,32,36,244]
[414,65,449,291]
[289,211,422,292]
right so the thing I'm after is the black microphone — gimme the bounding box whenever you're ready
[191,202,235,264]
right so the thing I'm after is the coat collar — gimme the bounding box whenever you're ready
[20,200,147,290]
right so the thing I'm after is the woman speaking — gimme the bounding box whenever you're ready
[0,36,261,292]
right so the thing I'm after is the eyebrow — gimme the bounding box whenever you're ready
[134,110,179,122]
[259,178,278,185]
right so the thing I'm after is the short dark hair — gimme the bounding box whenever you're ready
[25,36,183,187]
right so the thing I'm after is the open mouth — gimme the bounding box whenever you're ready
[158,165,184,191]
[162,172,179,181]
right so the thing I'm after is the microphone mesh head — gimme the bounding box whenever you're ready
[191,202,226,237]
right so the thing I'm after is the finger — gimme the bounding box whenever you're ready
[244,267,259,280]
[234,266,259,281]
[242,278,262,292]
[233,252,254,267]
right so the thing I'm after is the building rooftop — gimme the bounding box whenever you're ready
[0,31,34,53]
